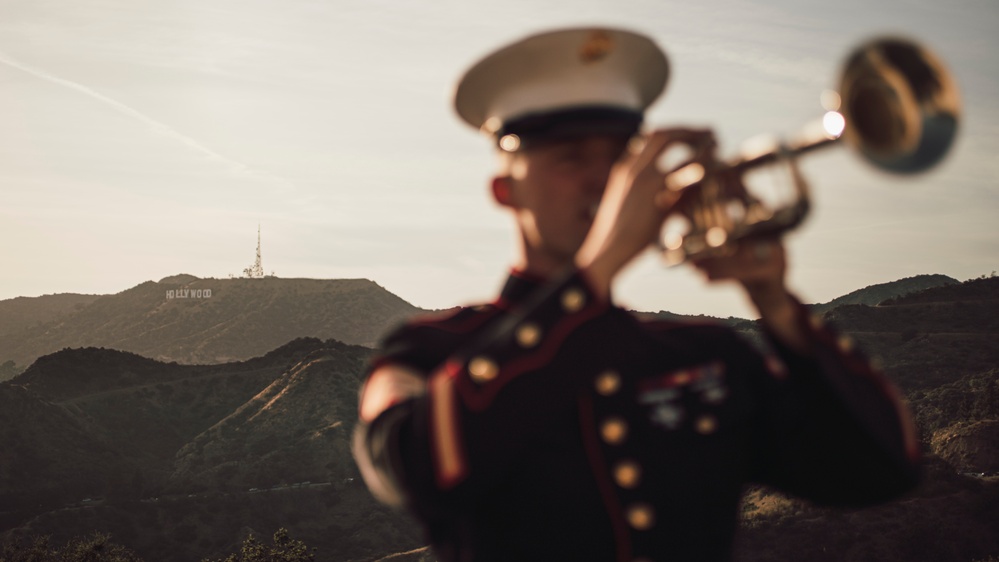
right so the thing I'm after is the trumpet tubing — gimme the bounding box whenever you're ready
[661,36,960,265]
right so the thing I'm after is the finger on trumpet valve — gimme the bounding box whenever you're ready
[655,143,695,174]
[705,226,728,249]
[664,162,705,192]
[654,187,682,210]
[627,134,648,155]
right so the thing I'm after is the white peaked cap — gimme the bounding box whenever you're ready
[454,27,670,136]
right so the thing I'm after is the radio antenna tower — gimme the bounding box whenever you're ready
[242,224,265,278]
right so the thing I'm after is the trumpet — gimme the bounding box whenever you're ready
[660,37,961,265]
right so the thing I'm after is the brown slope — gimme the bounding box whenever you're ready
[729,277,999,562]
[0,293,103,380]
[163,341,424,562]
[0,339,332,506]
[907,367,999,439]
[730,276,999,392]
[13,347,187,401]
[808,274,959,315]
[734,456,999,562]
[932,420,999,473]
[818,278,999,392]
[0,339,420,562]
[883,275,999,305]
[170,341,369,490]
[0,276,423,369]
[0,293,101,336]
[0,384,133,512]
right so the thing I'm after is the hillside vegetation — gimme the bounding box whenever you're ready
[0,338,423,562]
[0,274,996,561]
[730,276,999,561]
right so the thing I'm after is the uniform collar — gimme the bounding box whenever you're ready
[497,268,547,306]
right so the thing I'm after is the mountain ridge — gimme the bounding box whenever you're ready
[808,273,959,314]
[0,337,420,562]
[1,275,997,561]
[0,276,421,377]
[0,272,977,383]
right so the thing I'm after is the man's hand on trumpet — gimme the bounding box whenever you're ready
[692,237,812,355]
[576,127,717,299]
[576,126,811,355]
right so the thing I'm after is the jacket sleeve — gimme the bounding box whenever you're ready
[743,299,921,506]
[353,268,612,514]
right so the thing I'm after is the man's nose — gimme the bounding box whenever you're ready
[582,157,616,194]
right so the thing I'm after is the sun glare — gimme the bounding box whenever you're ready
[822,111,846,138]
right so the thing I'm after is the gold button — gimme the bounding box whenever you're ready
[499,134,521,152]
[695,414,718,435]
[837,334,855,353]
[595,370,621,396]
[764,355,788,379]
[600,417,628,445]
[809,314,825,331]
[625,503,655,530]
[468,357,499,383]
[561,287,586,312]
[482,116,502,135]
[613,460,642,489]
[515,323,542,348]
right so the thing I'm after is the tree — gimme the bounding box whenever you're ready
[0,532,143,562]
[202,529,315,562]
[57,533,144,562]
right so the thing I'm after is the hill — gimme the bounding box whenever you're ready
[0,272,961,383]
[728,275,999,561]
[0,276,423,379]
[0,293,101,336]
[0,339,423,562]
[1,274,997,562]
[0,340,327,511]
[169,345,367,491]
[808,274,959,314]
[733,456,999,562]
[819,276,999,392]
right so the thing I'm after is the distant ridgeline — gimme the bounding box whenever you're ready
[807,273,959,314]
[0,273,974,383]
[0,275,425,379]
[0,275,996,561]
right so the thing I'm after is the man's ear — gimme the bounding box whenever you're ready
[491,176,515,208]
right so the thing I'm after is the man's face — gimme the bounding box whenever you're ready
[499,133,631,265]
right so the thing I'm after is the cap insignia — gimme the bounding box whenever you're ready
[579,30,614,65]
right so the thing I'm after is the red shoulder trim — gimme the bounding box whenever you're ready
[429,362,469,489]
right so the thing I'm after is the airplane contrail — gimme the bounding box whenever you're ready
[0,51,293,191]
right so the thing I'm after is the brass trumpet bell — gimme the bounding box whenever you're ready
[661,37,961,265]
[840,38,960,173]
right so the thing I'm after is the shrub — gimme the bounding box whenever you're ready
[201,528,315,562]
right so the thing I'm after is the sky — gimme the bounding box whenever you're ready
[0,0,996,318]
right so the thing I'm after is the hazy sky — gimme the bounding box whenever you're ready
[1,0,996,318]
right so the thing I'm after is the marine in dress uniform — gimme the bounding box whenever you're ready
[353,27,921,562]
